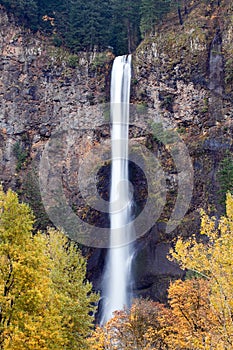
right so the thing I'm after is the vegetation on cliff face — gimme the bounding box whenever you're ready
[0,0,191,55]
[135,0,233,86]
[89,193,233,349]
[217,152,233,203]
[0,187,97,349]
[132,0,233,241]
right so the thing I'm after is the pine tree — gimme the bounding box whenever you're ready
[109,0,141,54]
[1,0,142,54]
[140,0,172,37]
[0,0,39,29]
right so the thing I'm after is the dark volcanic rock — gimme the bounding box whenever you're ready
[1,1,233,304]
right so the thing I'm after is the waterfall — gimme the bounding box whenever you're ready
[101,55,133,325]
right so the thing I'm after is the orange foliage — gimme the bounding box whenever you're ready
[89,195,233,349]
[88,299,175,349]
[167,279,218,349]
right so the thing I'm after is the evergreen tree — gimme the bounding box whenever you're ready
[36,0,57,33]
[0,0,39,29]
[0,0,142,54]
[109,0,141,54]
[140,0,172,37]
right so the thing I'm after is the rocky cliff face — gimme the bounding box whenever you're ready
[130,0,233,299]
[0,1,233,304]
[0,7,113,185]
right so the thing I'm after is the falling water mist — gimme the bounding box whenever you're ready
[101,55,134,325]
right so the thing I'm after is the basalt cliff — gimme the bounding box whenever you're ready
[0,0,233,303]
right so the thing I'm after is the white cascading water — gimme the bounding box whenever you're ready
[101,55,133,325]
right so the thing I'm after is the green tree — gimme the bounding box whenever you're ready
[0,0,39,29]
[44,0,112,52]
[110,0,141,54]
[218,152,233,203]
[1,0,142,54]
[140,0,172,37]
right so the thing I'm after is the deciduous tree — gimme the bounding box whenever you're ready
[88,299,173,349]
[46,228,98,349]
[167,279,217,349]
[170,192,233,348]
[0,186,97,349]
[0,187,63,349]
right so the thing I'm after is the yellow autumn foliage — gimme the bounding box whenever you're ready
[170,192,233,349]
[89,194,233,350]
[0,186,97,349]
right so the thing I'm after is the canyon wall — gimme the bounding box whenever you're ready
[0,1,233,302]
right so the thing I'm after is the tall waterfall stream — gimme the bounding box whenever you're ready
[101,55,134,324]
